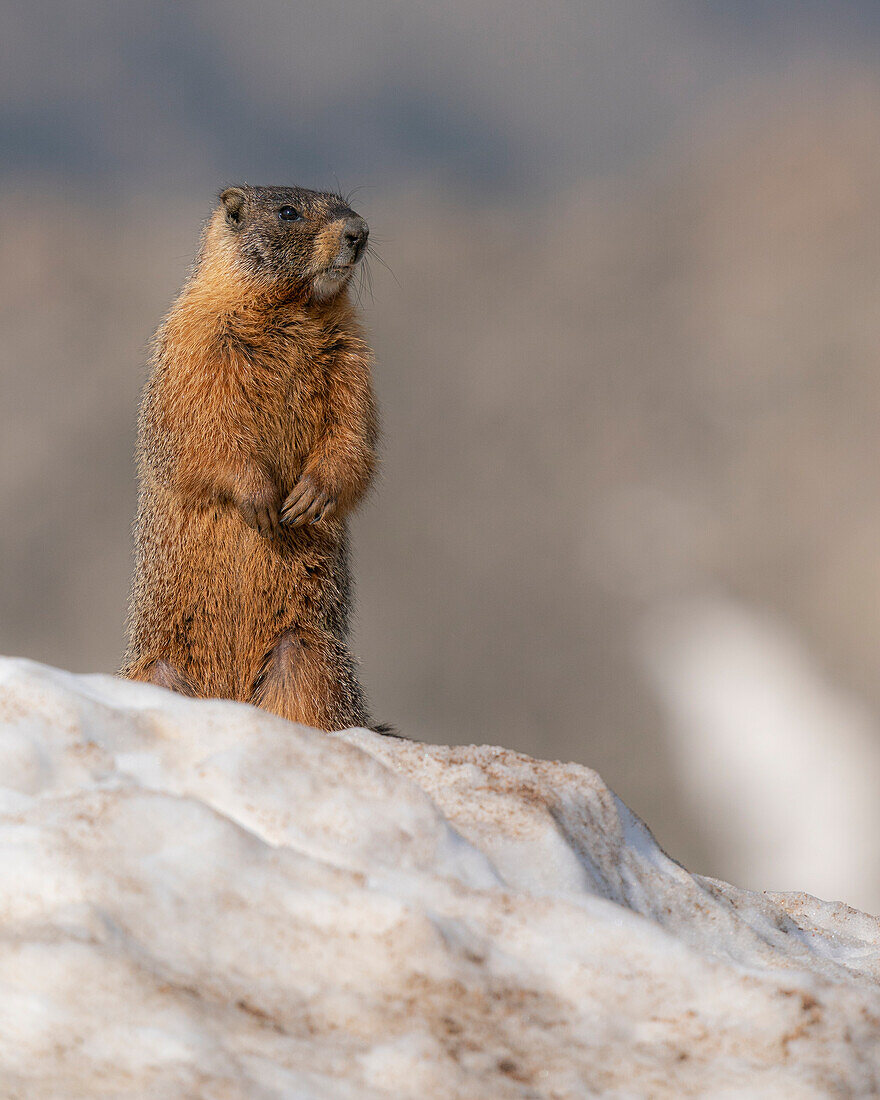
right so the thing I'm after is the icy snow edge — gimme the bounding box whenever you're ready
[0,656,877,1098]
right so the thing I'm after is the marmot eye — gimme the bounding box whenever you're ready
[278,205,302,222]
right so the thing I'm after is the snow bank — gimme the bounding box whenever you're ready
[639,595,880,912]
[0,658,878,1098]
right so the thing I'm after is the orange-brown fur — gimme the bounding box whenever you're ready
[122,185,384,731]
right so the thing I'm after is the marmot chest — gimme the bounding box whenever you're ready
[246,336,334,485]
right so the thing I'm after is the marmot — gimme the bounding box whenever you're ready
[122,184,387,733]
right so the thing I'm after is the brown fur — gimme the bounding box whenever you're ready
[122,185,386,732]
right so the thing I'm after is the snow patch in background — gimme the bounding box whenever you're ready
[0,656,878,1097]
[639,595,880,914]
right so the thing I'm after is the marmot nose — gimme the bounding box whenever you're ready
[342,216,369,259]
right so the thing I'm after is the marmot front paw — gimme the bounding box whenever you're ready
[237,485,281,538]
[280,474,336,527]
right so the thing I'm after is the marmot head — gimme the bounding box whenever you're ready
[216,185,369,302]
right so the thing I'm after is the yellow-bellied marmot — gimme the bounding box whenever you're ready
[122,184,388,732]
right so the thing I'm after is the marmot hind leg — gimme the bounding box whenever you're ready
[250,625,371,732]
[124,656,199,697]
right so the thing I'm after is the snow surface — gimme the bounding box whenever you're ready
[639,595,880,913]
[0,658,878,1098]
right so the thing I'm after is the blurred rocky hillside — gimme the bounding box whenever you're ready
[4,77,880,904]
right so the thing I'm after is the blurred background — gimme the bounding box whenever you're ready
[3,0,880,911]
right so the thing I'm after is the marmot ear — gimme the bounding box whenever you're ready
[220,187,247,228]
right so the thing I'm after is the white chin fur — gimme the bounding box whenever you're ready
[312,269,352,301]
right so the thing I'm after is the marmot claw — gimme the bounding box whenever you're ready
[238,489,281,538]
[280,475,335,527]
